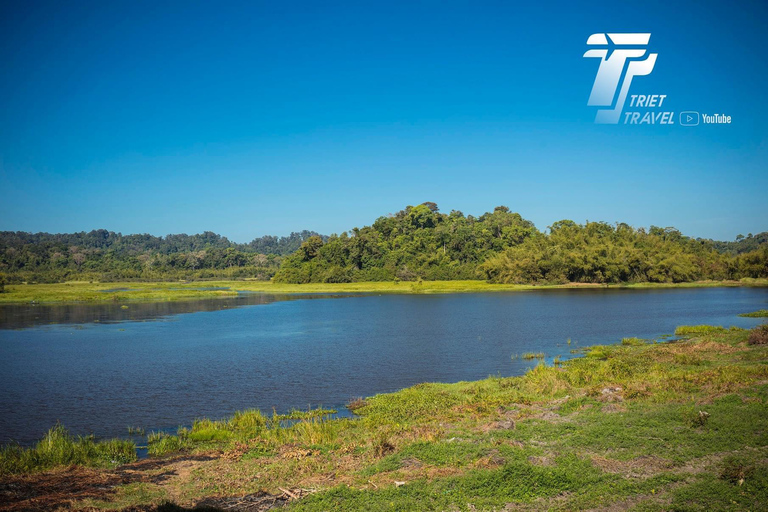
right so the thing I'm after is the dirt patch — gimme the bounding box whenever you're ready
[0,466,132,511]
[590,454,673,478]
[527,455,555,467]
[0,456,215,512]
[600,403,627,414]
[194,488,311,511]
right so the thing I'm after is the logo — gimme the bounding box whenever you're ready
[680,111,700,126]
[584,33,657,124]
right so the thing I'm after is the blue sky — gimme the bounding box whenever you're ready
[1,0,766,242]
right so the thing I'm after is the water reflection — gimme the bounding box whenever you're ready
[0,293,356,330]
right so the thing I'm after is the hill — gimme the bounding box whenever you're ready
[274,203,768,284]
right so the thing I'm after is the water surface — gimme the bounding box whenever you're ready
[0,287,766,444]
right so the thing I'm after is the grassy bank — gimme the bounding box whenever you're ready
[0,281,239,304]
[2,324,768,511]
[1,278,766,304]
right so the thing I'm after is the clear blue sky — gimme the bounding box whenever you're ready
[1,0,766,242]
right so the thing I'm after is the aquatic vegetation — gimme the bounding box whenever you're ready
[674,325,744,336]
[521,352,545,360]
[739,309,768,317]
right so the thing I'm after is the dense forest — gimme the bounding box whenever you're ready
[273,204,767,284]
[1,203,766,285]
[0,230,324,283]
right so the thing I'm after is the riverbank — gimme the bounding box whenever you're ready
[1,324,767,511]
[1,278,766,304]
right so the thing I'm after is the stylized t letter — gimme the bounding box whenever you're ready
[584,33,657,124]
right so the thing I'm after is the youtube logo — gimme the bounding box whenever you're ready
[680,111,700,126]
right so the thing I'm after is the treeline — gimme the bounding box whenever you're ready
[707,232,768,255]
[2,205,767,285]
[273,203,768,284]
[0,230,324,283]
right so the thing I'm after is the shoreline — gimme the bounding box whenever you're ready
[1,324,767,510]
[1,278,766,305]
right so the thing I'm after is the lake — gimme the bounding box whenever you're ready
[1,287,766,445]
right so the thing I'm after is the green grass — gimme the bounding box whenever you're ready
[0,424,136,475]
[1,278,766,304]
[0,281,238,304]
[739,309,768,317]
[674,325,744,336]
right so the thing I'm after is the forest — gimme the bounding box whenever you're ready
[0,230,324,283]
[1,203,766,285]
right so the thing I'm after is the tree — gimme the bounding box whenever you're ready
[299,236,324,261]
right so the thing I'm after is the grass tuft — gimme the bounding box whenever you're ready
[0,424,136,475]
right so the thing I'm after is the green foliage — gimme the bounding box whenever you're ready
[273,205,768,285]
[708,231,768,255]
[2,207,767,285]
[739,309,768,317]
[274,203,539,283]
[0,424,136,475]
[0,229,326,283]
[482,222,768,285]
